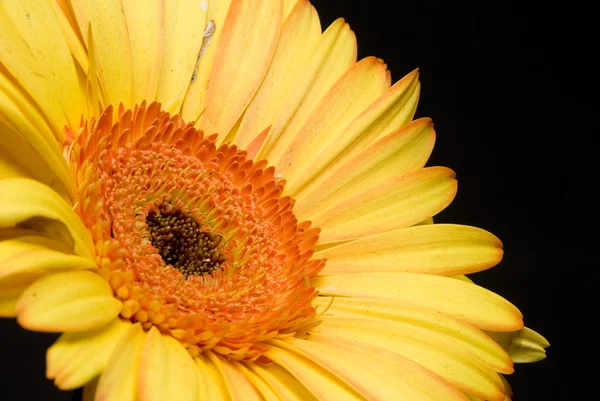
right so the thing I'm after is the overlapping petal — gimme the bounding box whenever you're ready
[313,272,524,331]
[95,323,145,401]
[268,56,391,182]
[0,178,94,259]
[47,319,129,389]
[235,0,321,149]
[0,0,85,133]
[486,327,549,363]
[312,296,514,373]
[155,0,207,112]
[257,17,357,160]
[308,166,457,243]
[16,270,122,332]
[195,0,283,140]
[312,315,505,400]
[0,235,95,317]
[287,69,422,197]
[268,337,468,401]
[137,327,198,401]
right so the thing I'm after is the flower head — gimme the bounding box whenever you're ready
[0,1,547,400]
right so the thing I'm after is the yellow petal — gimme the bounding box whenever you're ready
[287,69,420,198]
[486,327,549,363]
[264,343,364,401]
[453,274,474,283]
[0,111,69,198]
[75,23,103,118]
[76,0,133,107]
[234,361,282,401]
[312,296,513,374]
[269,337,467,401]
[0,73,73,198]
[155,0,206,113]
[178,1,229,118]
[249,363,318,401]
[0,283,27,317]
[0,178,93,259]
[0,236,95,287]
[49,0,89,73]
[294,117,434,216]
[0,0,85,132]
[234,0,321,149]
[0,153,26,180]
[0,235,93,317]
[195,0,283,140]
[122,0,164,103]
[218,357,265,401]
[500,375,513,401]
[308,167,457,243]
[313,272,524,331]
[316,224,503,276]
[283,0,299,19]
[68,0,90,45]
[0,231,70,317]
[137,327,198,401]
[82,376,100,401]
[258,18,357,160]
[270,56,390,186]
[46,319,129,390]
[312,316,505,400]
[465,375,513,401]
[416,216,435,225]
[16,270,122,332]
[95,323,145,401]
[195,352,230,401]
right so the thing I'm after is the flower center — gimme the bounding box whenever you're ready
[64,102,326,361]
[146,203,225,278]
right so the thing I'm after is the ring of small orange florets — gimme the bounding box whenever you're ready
[64,102,325,361]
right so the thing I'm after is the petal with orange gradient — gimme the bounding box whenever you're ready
[307,167,457,243]
[270,56,391,184]
[312,316,505,400]
[249,363,319,401]
[268,337,468,401]
[257,18,357,159]
[293,117,435,214]
[218,357,266,401]
[235,0,321,149]
[313,272,524,331]
[316,224,503,276]
[289,71,422,198]
[195,0,282,140]
[311,296,513,373]
[265,343,364,400]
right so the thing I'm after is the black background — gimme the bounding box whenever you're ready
[1,0,592,399]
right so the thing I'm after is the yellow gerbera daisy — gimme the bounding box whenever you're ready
[0,0,548,400]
